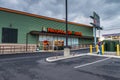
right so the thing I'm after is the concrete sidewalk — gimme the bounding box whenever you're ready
[46,52,120,62]
[46,53,89,62]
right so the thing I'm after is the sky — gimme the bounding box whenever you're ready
[0,0,120,37]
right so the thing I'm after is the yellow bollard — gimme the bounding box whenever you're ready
[102,44,104,55]
[90,45,92,54]
[119,45,120,55]
[96,45,98,53]
[117,44,119,56]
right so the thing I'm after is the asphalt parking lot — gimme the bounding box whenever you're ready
[0,54,120,80]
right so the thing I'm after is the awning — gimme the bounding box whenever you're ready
[29,31,94,39]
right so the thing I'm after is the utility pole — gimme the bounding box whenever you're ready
[64,0,70,57]
[65,0,68,48]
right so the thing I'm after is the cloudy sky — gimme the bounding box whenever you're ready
[0,0,120,36]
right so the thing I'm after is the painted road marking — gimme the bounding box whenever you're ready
[74,57,111,68]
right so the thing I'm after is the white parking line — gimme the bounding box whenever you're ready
[74,57,111,69]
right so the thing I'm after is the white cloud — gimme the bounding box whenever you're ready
[0,0,120,35]
[102,15,120,29]
[7,0,19,4]
[73,15,91,25]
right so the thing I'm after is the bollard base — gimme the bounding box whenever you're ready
[64,48,70,57]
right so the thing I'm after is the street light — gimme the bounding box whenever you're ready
[64,0,70,57]
[65,0,68,48]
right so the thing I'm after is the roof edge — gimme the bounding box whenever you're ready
[0,7,93,28]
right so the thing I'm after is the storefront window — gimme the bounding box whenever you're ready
[38,35,78,50]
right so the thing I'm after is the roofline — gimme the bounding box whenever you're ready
[0,7,93,28]
[103,33,120,36]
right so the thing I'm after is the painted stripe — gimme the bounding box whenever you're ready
[74,57,111,68]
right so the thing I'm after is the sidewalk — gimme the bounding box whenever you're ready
[88,53,120,58]
[46,52,120,62]
[46,53,88,62]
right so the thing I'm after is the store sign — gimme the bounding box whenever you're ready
[74,32,82,36]
[47,28,82,36]
[47,28,65,34]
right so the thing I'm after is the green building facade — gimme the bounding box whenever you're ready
[0,7,94,51]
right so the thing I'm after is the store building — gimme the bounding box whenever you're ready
[0,7,94,53]
[102,33,120,52]
[103,33,120,40]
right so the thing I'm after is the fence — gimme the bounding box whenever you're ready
[0,44,36,54]
[70,44,90,49]
[0,44,92,54]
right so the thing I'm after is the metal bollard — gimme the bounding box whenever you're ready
[96,45,98,53]
[102,44,104,55]
[119,44,120,56]
[90,45,92,54]
[117,44,119,56]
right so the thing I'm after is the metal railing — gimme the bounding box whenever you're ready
[0,44,94,54]
[0,44,36,54]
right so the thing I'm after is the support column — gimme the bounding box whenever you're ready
[93,27,97,46]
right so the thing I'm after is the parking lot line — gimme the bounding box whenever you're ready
[74,57,111,69]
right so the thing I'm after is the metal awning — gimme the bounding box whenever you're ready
[29,31,94,39]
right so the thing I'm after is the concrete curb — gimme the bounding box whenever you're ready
[88,53,120,58]
[46,53,89,62]
[46,53,120,62]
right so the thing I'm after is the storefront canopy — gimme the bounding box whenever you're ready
[30,31,94,39]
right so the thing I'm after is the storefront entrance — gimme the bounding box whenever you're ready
[38,40,64,50]
[30,31,92,51]
[38,35,78,51]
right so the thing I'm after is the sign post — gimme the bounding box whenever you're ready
[90,12,102,46]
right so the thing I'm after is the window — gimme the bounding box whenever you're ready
[2,28,18,43]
